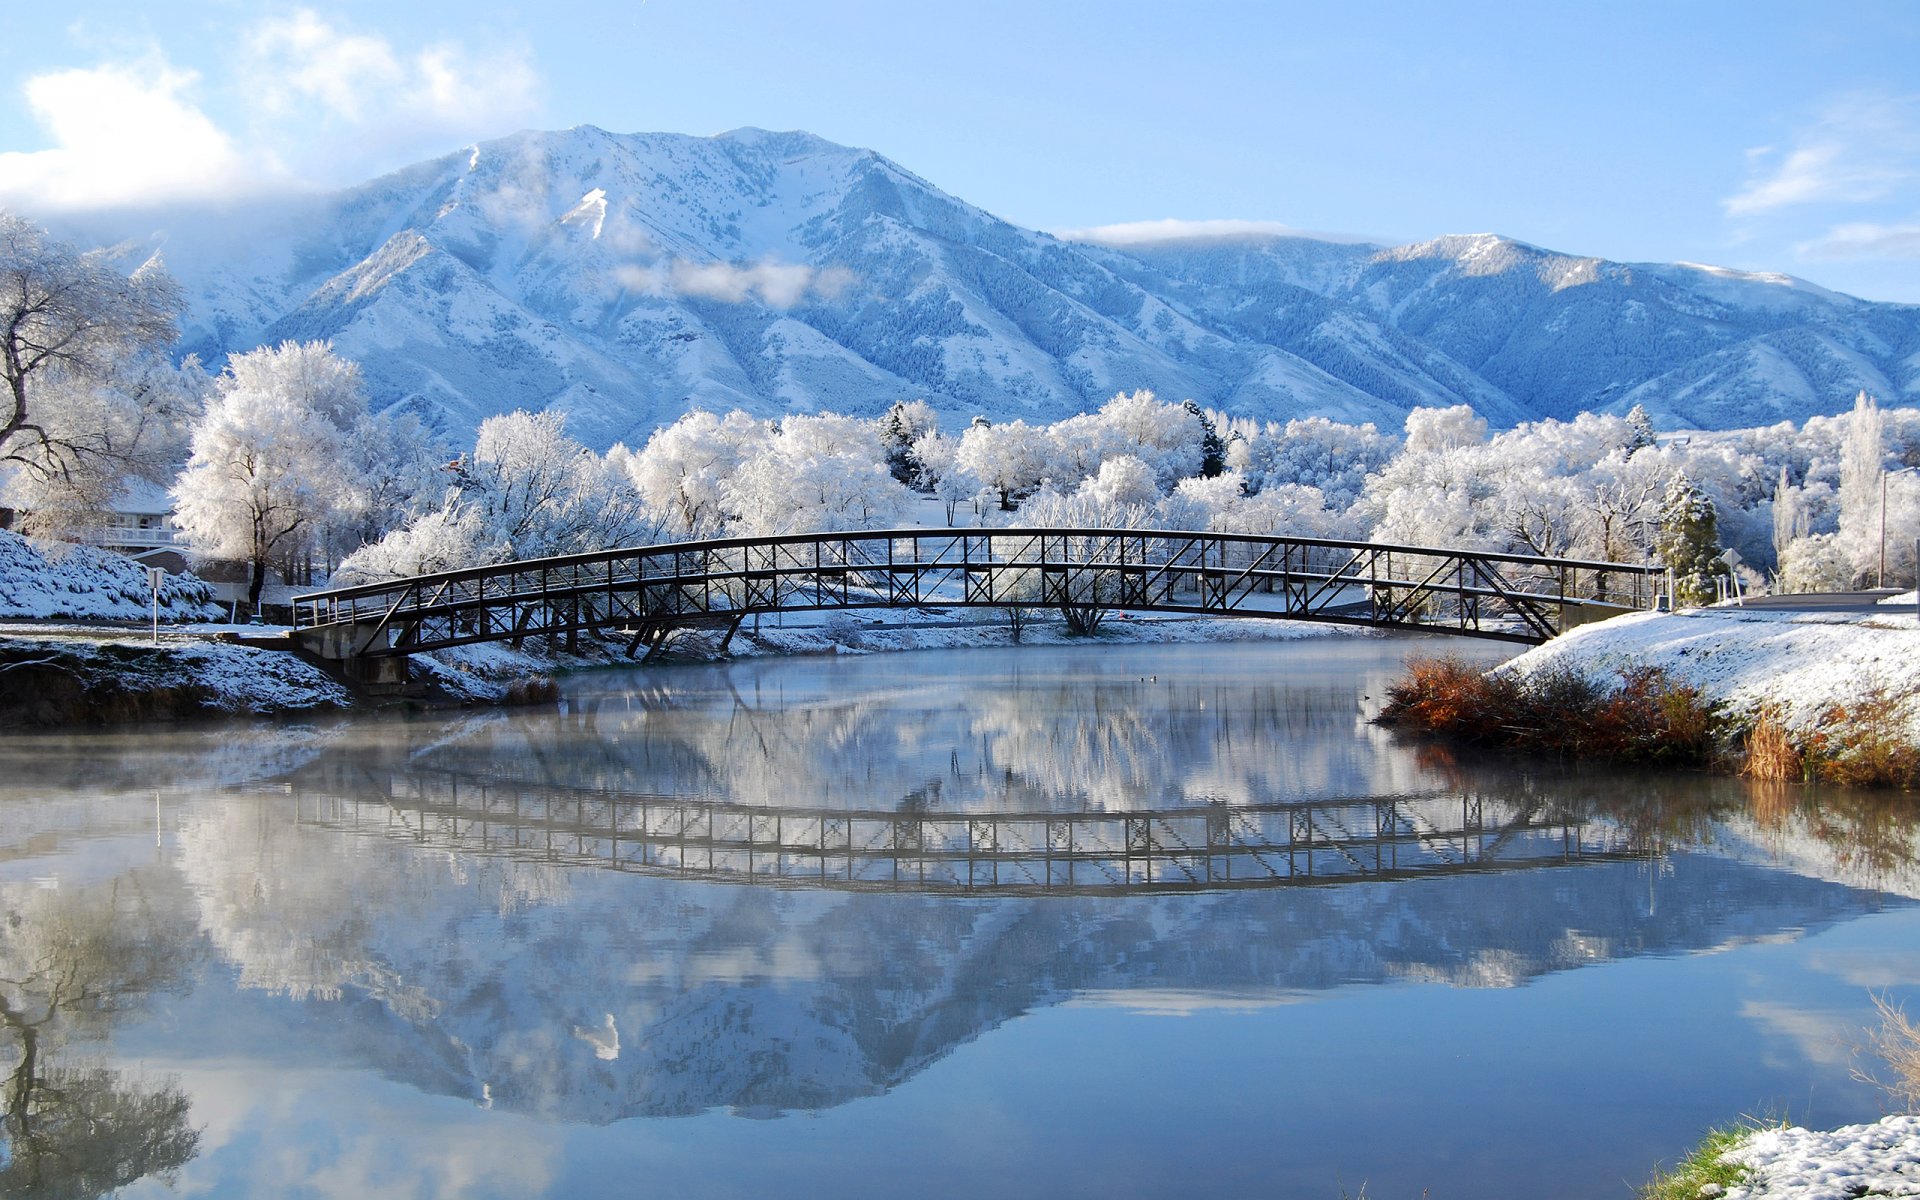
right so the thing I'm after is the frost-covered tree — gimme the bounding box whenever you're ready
[723,414,912,536]
[338,409,659,584]
[1078,455,1160,511]
[1624,403,1656,454]
[1402,405,1487,456]
[172,341,368,606]
[458,410,656,558]
[623,410,771,539]
[957,418,1049,510]
[910,430,979,524]
[877,399,939,487]
[1838,391,1889,584]
[1655,473,1726,606]
[0,213,186,536]
[4,354,208,538]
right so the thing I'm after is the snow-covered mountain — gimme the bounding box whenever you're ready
[59,126,1920,447]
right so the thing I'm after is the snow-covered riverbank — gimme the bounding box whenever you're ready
[1715,1114,1920,1198]
[1502,605,1920,740]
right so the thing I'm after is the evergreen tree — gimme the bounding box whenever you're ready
[1624,403,1656,454]
[1655,473,1726,606]
[877,399,938,487]
[1184,399,1227,478]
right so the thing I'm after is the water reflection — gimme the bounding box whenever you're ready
[0,641,1917,1192]
[0,872,203,1196]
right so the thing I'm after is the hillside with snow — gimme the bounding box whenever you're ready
[49,126,1920,448]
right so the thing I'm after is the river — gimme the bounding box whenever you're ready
[1,635,1915,1197]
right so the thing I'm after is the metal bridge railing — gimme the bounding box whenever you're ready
[292,527,1665,659]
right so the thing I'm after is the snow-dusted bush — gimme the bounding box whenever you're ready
[0,529,218,620]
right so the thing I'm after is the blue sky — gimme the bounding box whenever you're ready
[1,1,1917,300]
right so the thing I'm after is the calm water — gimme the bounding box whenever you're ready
[3,636,1918,1198]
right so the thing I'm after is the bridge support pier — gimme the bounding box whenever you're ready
[292,620,410,690]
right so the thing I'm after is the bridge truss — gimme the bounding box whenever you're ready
[293,773,1639,896]
[292,527,1663,666]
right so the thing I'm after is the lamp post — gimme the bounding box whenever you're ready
[1880,465,1920,589]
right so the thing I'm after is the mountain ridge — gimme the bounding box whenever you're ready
[45,125,1919,447]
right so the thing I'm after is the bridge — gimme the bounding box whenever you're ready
[290,527,1663,681]
[291,771,1640,896]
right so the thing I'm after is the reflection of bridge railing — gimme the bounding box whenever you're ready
[291,528,1664,667]
[293,775,1640,896]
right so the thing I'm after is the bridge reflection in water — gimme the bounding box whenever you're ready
[295,775,1638,895]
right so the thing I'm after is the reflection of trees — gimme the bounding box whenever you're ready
[378,648,1434,817]
[0,878,203,1196]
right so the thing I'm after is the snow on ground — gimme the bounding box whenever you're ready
[0,529,222,621]
[1722,1114,1920,1198]
[721,610,1359,659]
[0,628,350,717]
[1501,607,1920,738]
[1883,591,1919,608]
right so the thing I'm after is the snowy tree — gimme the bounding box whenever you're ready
[1624,403,1656,454]
[458,410,656,558]
[957,419,1049,510]
[1654,473,1727,606]
[1402,405,1487,456]
[877,399,939,486]
[172,341,369,606]
[1078,455,1160,511]
[1837,390,1886,584]
[723,414,912,536]
[328,408,449,563]
[623,410,770,538]
[910,430,979,524]
[0,213,185,536]
[340,409,660,583]
[4,354,208,538]
[1188,401,1226,477]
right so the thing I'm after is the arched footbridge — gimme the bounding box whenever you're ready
[291,527,1663,681]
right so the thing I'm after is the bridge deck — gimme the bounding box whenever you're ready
[293,527,1663,663]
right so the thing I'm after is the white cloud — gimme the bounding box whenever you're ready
[0,57,278,211]
[1056,218,1307,246]
[244,10,539,134]
[0,14,542,214]
[1725,92,1920,217]
[616,259,858,308]
[1798,220,1920,260]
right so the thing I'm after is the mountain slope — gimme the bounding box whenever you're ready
[57,127,1920,446]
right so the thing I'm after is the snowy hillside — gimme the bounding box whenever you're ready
[52,127,1920,448]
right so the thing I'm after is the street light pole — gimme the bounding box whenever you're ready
[1880,466,1920,589]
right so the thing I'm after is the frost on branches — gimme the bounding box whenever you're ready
[0,212,190,538]
[172,341,445,605]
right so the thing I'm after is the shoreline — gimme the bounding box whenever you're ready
[0,610,1378,729]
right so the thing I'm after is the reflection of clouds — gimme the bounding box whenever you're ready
[1806,950,1920,991]
[152,1066,556,1199]
[1740,999,1859,1068]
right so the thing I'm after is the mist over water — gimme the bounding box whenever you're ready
[2,637,1916,1197]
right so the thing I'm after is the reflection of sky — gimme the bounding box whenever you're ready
[9,638,1920,1198]
[113,911,1920,1200]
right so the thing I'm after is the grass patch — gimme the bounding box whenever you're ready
[1640,1124,1758,1200]
[1742,686,1920,791]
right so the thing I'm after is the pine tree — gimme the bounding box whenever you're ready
[1624,403,1656,455]
[1655,473,1726,606]
[1183,399,1227,478]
